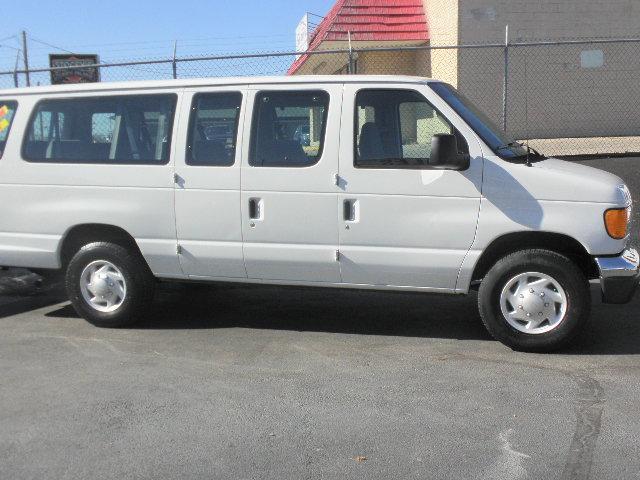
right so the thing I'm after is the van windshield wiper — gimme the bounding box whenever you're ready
[497,141,546,160]
[496,141,524,151]
[527,145,546,159]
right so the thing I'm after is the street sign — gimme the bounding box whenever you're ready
[49,54,100,84]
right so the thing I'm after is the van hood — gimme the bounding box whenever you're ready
[535,157,630,204]
[485,157,631,205]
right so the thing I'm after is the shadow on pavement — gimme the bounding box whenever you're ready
[0,270,65,319]
[571,287,640,355]
[48,282,492,341]
[44,282,640,354]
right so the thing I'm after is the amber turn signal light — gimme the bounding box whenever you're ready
[604,207,630,239]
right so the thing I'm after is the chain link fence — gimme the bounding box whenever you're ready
[2,38,640,157]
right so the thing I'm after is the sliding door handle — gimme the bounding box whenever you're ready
[249,198,263,220]
[343,199,358,222]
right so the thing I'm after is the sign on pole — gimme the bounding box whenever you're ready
[49,54,100,84]
[295,14,309,59]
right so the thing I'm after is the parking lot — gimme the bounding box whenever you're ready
[1,157,639,479]
[2,279,640,479]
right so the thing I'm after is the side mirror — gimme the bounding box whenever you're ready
[429,134,470,171]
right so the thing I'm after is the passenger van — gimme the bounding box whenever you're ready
[0,76,637,351]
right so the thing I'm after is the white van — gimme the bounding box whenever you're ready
[0,75,636,351]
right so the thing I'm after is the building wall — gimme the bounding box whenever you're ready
[422,0,459,85]
[454,0,640,139]
[457,0,640,44]
[356,49,418,76]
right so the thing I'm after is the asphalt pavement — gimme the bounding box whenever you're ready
[1,278,639,480]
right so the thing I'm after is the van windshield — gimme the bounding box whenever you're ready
[430,82,531,160]
[0,101,17,159]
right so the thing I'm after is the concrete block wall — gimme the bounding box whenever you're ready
[452,0,640,139]
[457,0,640,44]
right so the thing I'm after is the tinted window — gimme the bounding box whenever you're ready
[355,89,467,169]
[187,92,242,166]
[430,82,527,160]
[23,94,176,164]
[249,90,329,167]
[0,101,17,159]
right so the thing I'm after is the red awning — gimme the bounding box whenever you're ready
[289,0,429,74]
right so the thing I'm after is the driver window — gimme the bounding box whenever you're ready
[355,89,467,168]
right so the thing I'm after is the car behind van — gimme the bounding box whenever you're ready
[0,75,637,351]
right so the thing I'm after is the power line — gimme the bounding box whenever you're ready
[0,43,21,52]
[28,34,166,76]
[25,33,295,51]
[29,36,76,54]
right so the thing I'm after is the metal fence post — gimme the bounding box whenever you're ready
[347,31,354,74]
[172,41,178,79]
[21,30,30,87]
[13,51,20,88]
[502,25,509,133]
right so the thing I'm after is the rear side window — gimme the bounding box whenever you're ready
[0,101,18,159]
[249,90,329,167]
[23,94,176,164]
[355,89,467,169]
[187,92,242,166]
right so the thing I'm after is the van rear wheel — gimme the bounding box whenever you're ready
[478,249,590,352]
[65,242,155,327]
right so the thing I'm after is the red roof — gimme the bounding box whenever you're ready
[288,0,429,74]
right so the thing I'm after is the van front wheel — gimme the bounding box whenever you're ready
[65,242,155,327]
[478,249,590,352]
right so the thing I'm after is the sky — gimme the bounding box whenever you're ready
[1,0,334,72]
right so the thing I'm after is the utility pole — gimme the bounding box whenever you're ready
[21,30,30,87]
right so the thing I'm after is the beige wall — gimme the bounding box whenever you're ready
[457,0,640,44]
[453,0,640,139]
[422,0,459,85]
[356,49,417,75]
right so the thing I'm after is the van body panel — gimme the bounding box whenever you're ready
[239,85,343,283]
[0,90,182,276]
[173,87,247,279]
[476,155,628,255]
[454,154,630,291]
[337,83,484,289]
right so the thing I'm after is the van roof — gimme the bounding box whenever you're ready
[0,75,436,97]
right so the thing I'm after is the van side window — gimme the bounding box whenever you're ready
[355,89,467,168]
[249,90,329,167]
[187,92,242,166]
[23,94,176,164]
[0,101,18,159]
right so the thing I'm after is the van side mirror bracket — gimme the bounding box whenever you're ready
[428,134,470,171]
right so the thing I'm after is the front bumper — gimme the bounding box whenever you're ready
[594,248,640,304]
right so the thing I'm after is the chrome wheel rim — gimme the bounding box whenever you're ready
[499,272,567,335]
[80,260,127,313]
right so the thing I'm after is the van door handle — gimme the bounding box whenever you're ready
[249,198,262,220]
[343,199,358,222]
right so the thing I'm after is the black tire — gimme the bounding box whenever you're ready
[65,242,155,327]
[478,249,590,352]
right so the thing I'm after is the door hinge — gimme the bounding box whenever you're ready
[335,249,341,262]
[176,244,182,255]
